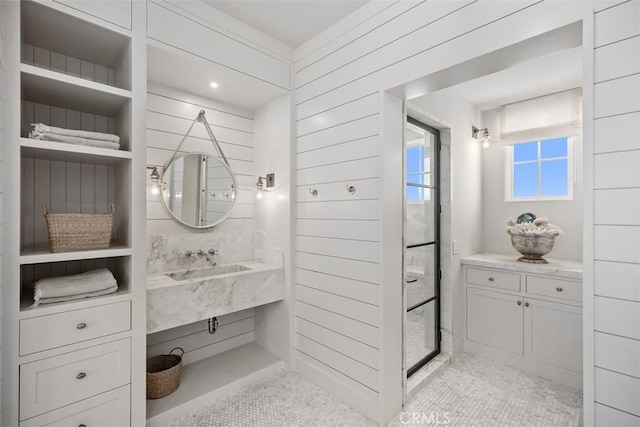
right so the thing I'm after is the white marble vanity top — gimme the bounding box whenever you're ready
[461,253,583,280]
[146,261,281,290]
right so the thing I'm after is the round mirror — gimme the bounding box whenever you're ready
[160,152,237,229]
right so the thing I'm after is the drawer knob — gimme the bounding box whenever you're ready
[76,323,87,330]
[76,372,87,380]
[517,300,522,305]
[556,287,563,292]
[488,277,495,282]
[525,302,530,307]
[79,425,87,427]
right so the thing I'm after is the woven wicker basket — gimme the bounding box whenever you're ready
[147,347,184,399]
[42,203,114,253]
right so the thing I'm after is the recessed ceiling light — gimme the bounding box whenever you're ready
[209,82,219,89]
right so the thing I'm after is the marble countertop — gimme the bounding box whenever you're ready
[461,253,583,280]
[147,261,282,290]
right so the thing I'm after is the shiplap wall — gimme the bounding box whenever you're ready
[592,1,640,424]
[293,1,599,423]
[147,308,255,366]
[145,82,258,362]
[146,83,255,234]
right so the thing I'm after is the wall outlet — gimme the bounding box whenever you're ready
[452,240,459,255]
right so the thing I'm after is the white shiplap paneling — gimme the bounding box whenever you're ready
[293,0,600,422]
[594,0,640,47]
[595,403,640,426]
[594,260,640,302]
[594,296,640,341]
[147,309,254,366]
[594,188,640,224]
[145,84,255,230]
[595,332,640,379]
[594,111,640,154]
[595,367,640,417]
[594,35,640,83]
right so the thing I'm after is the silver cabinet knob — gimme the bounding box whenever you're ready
[524,302,530,307]
[517,300,522,305]
[488,277,495,282]
[76,323,87,330]
[76,372,87,380]
[556,287,563,292]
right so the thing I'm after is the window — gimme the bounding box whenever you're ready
[407,145,429,201]
[406,122,433,202]
[507,137,572,201]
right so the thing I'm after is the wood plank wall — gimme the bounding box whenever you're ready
[147,308,255,366]
[592,1,640,424]
[145,83,258,362]
[292,1,599,423]
[145,83,255,234]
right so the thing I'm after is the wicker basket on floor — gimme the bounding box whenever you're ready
[42,203,114,253]
[147,347,184,399]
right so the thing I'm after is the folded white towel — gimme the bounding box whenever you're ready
[33,268,117,306]
[31,123,120,143]
[33,285,118,306]
[31,131,120,150]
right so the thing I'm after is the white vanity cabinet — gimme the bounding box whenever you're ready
[524,297,582,373]
[467,287,524,355]
[462,255,583,389]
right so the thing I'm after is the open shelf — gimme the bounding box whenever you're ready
[21,137,131,164]
[146,342,283,425]
[20,243,132,265]
[21,64,131,117]
[21,0,131,88]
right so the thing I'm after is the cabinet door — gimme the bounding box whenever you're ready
[467,287,523,355]
[524,298,582,372]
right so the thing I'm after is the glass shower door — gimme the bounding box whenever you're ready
[404,116,440,377]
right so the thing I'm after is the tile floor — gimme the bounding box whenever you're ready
[166,353,583,427]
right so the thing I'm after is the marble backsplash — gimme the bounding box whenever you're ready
[147,230,283,274]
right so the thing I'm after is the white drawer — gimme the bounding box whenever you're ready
[20,301,131,355]
[466,267,520,292]
[20,385,130,427]
[526,275,582,302]
[20,339,131,420]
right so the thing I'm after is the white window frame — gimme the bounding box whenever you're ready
[504,137,574,202]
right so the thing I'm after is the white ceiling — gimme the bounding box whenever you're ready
[147,44,288,111]
[201,0,370,48]
[449,46,583,111]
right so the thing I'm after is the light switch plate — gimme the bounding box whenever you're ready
[266,173,275,188]
[453,240,459,255]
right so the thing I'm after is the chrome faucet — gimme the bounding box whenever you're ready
[196,248,218,261]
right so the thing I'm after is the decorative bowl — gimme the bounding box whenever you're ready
[510,234,556,264]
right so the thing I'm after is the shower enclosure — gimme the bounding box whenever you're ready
[404,116,441,377]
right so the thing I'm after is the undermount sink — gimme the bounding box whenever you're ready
[164,264,251,281]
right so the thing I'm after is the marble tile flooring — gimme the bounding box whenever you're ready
[165,353,582,427]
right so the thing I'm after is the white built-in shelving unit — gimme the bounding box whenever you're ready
[2,1,146,425]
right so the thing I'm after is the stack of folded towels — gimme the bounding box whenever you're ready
[29,123,120,150]
[32,268,118,307]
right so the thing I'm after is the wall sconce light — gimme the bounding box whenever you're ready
[256,173,275,199]
[472,126,492,148]
[147,166,161,195]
